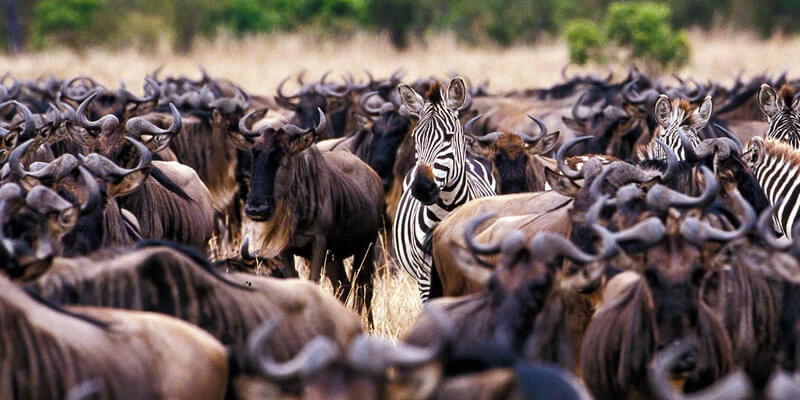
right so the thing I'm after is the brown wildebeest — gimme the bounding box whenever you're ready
[235,108,384,323]
[0,274,228,400]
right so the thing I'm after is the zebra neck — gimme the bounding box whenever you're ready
[438,164,468,207]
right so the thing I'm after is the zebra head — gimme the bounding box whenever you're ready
[759,84,800,148]
[648,94,712,160]
[397,77,468,205]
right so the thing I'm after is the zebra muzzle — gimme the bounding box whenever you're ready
[411,165,440,205]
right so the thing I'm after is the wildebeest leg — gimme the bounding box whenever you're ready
[352,244,375,327]
[280,249,298,278]
[326,257,349,304]
[308,235,328,284]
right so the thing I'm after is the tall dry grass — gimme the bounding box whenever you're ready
[5,29,800,337]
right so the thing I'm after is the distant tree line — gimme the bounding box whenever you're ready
[0,0,796,54]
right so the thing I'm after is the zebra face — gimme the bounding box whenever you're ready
[398,78,467,204]
[759,84,800,147]
[648,95,711,160]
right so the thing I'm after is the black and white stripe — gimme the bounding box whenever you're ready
[747,137,800,238]
[393,86,496,301]
[765,109,800,149]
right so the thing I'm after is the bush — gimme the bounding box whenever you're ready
[32,0,106,49]
[565,2,690,71]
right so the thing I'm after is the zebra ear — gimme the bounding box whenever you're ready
[743,137,764,168]
[691,95,712,128]
[446,77,467,111]
[654,94,672,128]
[759,84,779,119]
[398,84,424,117]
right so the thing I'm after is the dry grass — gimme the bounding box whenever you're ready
[6,29,800,338]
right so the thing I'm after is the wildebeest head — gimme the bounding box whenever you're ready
[398,78,469,205]
[467,114,559,193]
[61,76,159,122]
[235,107,327,221]
[0,167,100,279]
[360,91,412,191]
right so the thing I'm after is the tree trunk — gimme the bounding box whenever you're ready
[5,0,23,53]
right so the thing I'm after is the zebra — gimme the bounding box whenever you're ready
[636,94,711,161]
[758,83,800,149]
[744,136,800,238]
[392,77,496,301]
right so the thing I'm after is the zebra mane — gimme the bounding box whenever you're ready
[761,137,800,164]
[426,81,444,104]
[778,85,796,110]
[673,98,699,126]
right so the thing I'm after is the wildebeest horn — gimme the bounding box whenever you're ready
[209,86,249,114]
[360,91,384,116]
[61,76,100,102]
[276,76,300,110]
[76,93,119,131]
[0,100,35,140]
[756,201,792,251]
[649,342,752,400]
[680,186,756,243]
[530,226,615,264]
[283,108,326,136]
[79,137,152,178]
[348,334,443,373]
[65,379,104,400]
[680,130,740,163]
[571,92,592,123]
[463,114,483,137]
[464,213,500,254]
[646,166,719,211]
[317,71,349,97]
[622,80,655,105]
[8,139,35,179]
[712,123,743,154]
[238,108,269,137]
[527,114,548,137]
[557,136,592,178]
[126,103,182,136]
[241,235,256,260]
[78,165,102,215]
[610,217,668,250]
[246,319,340,381]
[122,77,160,103]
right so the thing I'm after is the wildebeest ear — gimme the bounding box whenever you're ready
[742,137,764,168]
[560,116,582,132]
[654,94,672,128]
[286,131,315,154]
[106,170,149,198]
[759,84,779,119]
[691,95,712,129]
[529,131,560,155]
[466,136,494,159]
[446,77,467,111]
[139,134,173,153]
[544,167,580,197]
[398,84,424,116]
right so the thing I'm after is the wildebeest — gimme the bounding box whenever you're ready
[235,108,384,322]
[0,274,228,400]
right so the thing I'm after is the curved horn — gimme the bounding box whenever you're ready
[276,76,300,110]
[680,186,757,243]
[712,123,743,155]
[246,319,340,381]
[78,166,101,215]
[8,139,35,179]
[360,91,384,116]
[571,92,592,123]
[317,71,349,97]
[463,213,500,255]
[126,103,182,136]
[474,131,506,144]
[238,108,269,137]
[557,136,592,178]
[60,76,100,102]
[529,226,615,264]
[121,77,160,103]
[0,100,35,140]
[76,93,119,131]
[654,138,678,181]
[527,114,548,137]
[646,166,719,211]
[463,114,483,137]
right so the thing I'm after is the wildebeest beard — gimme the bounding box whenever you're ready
[493,152,532,194]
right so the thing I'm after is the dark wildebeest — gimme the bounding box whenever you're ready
[0,274,228,400]
[466,114,560,194]
[68,93,215,249]
[235,108,384,322]
[18,241,363,391]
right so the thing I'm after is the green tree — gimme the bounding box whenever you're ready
[31,0,105,49]
[565,2,689,71]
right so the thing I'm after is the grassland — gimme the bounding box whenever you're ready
[4,29,799,337]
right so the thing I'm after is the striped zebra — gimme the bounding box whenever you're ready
[637,94,710,161]
[758,84,800,148]
[744,136,800,237]
[393,77,496,301]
